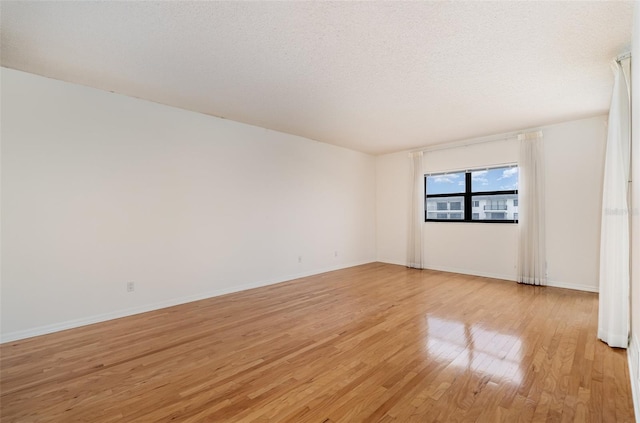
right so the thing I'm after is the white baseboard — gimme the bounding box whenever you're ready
[376,260,516,281]
[421,264,516,282]
[0,260,374,344]
[545,279,599,293]
[376,261,599,294]
[375,260,513,282]
[628,334,640,422]
[376,258,406,267]
[376,260,517,282]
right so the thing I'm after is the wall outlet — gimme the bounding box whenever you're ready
[334,250,338,257]
[127,281,135,292]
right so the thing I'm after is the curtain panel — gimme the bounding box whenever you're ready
[598,59,631,349]
[518,131,546,286]
[407,152,424,269]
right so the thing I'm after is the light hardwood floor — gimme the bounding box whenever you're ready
[0,263,635,422]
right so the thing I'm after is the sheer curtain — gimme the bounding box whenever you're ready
[598,59,631,348]
[407,151,424,269]
[518,131,546,285]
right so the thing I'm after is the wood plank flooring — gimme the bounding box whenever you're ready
[0,263,635,422]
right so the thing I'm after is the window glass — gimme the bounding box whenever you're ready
[472,194,518,221]
[471,167,518,193]
[426,172,466,195]
[426,196,465,220]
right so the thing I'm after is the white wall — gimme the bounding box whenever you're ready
[0,68,376,341]
[375,151,409,265]
[376,115,607,291]
[544,118,607,291]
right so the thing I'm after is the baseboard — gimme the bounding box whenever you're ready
[545,279,599,293]
[374,261,511,281]
[629,334,640,422]
[375,261,599,294]
[0,260,375,344]
[376,260,516,281]
[376,258,406,267]
[421,264,516,282]
[376,260,516,282]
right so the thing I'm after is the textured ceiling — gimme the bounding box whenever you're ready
[0,1,634,155]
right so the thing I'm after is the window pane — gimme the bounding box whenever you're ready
[426,172,465,195]
[472,194,518,220]
[426,196,465,220]
[471,167,518,193]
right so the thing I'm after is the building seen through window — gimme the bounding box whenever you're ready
[427,195,518,220]
[425,166,518,222]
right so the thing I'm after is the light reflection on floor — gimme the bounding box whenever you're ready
[425,315,523,385]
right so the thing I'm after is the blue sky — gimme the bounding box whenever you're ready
[426,167,518,195]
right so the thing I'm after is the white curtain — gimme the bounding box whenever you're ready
[598,59,631,349]
[518,131,546,285]
[407,151,424,269]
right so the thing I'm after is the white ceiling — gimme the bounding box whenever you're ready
[0,1,634,155]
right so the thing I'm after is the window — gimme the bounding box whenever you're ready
[425,165,518,223]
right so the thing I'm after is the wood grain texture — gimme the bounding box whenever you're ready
[0,263,635,422]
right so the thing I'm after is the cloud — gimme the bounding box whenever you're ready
[431,173,461,184]
[498,168,518,180]
[472,170,487,180]
[500,182,519,190]
[471,170,489,186]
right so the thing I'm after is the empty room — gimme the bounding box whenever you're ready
[1,1,639,422]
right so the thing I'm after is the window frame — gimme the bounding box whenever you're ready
[425,167,518,224]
